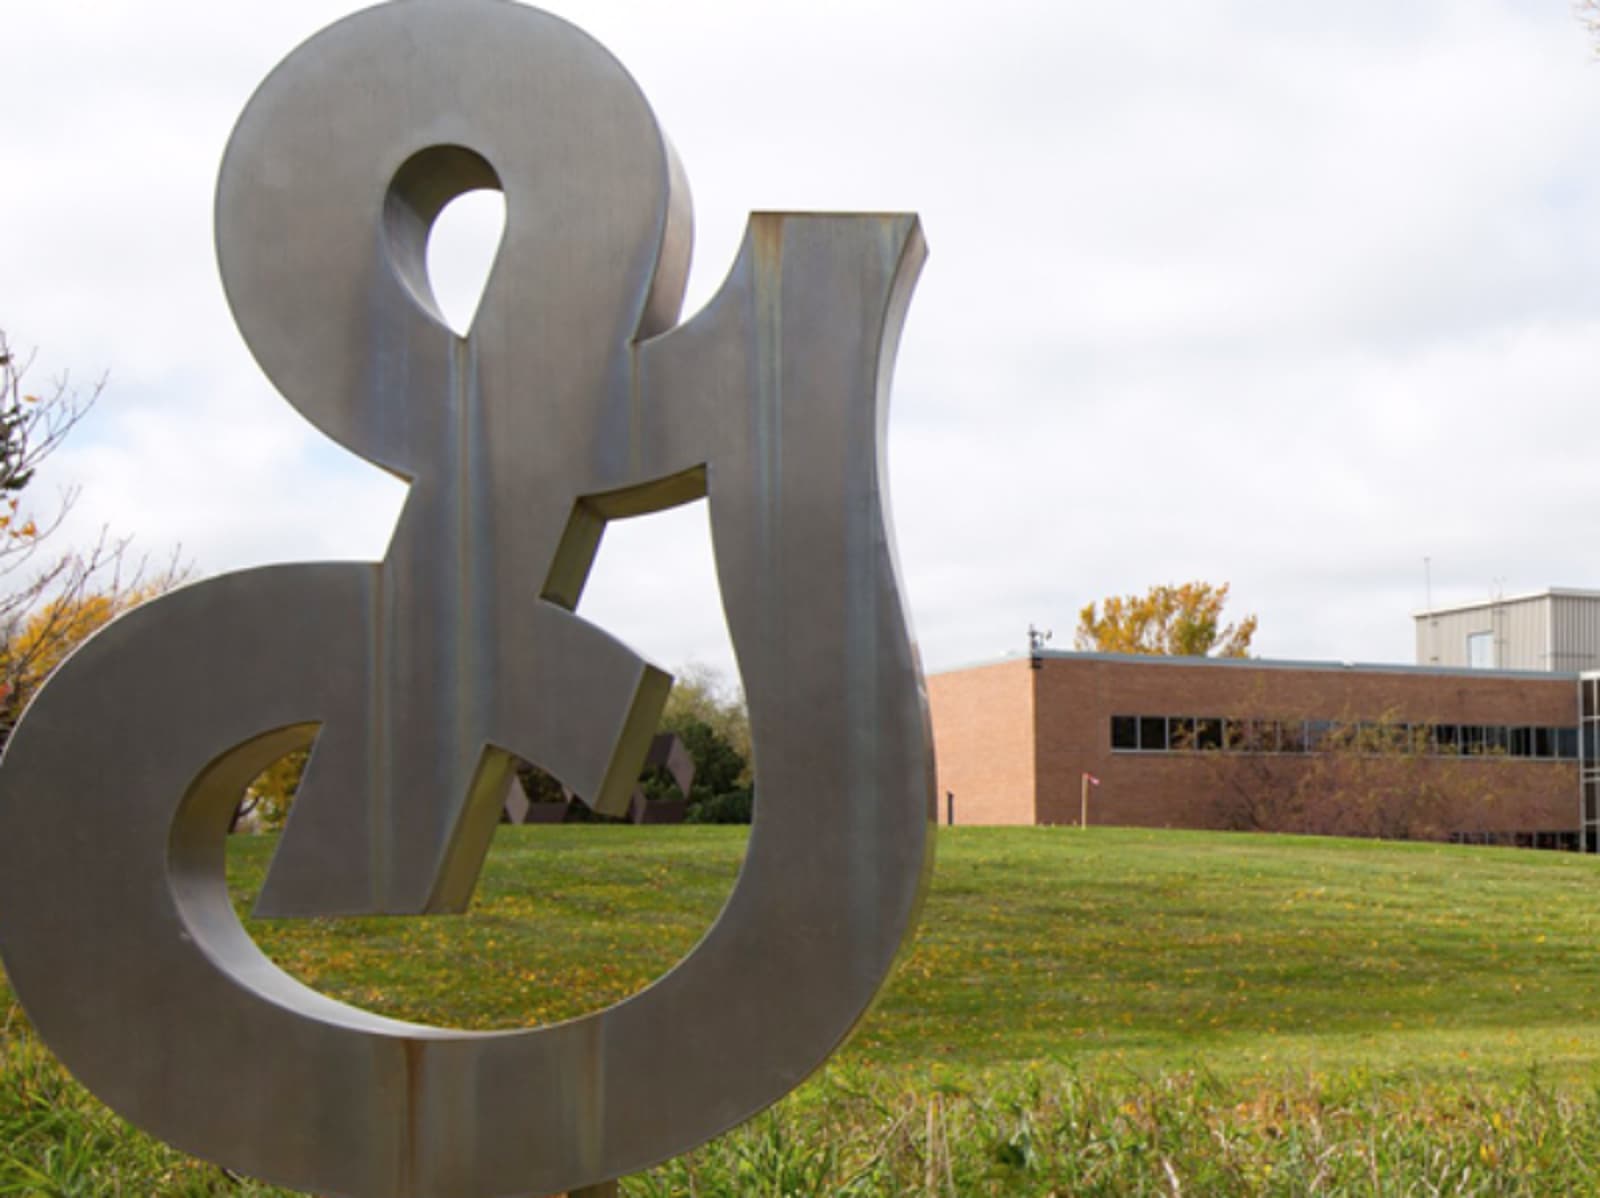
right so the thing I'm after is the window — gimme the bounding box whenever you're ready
[1251,720,1282,753]
[1567,727,1580,758]
[1558,726,1579,760]
[1357,721,1409,754]
[1533,727,1554,759]
[1306,720,1338,751]
[1104,713,1577,762]
[1467,632,1494,669]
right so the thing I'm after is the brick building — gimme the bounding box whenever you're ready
[928,651,1584,847]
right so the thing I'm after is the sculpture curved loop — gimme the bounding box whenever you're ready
[0,3,933,1195]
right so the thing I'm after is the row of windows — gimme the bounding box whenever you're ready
[1110,714,1580,760]
[1451,829,1581,852]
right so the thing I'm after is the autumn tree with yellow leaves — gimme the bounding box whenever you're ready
[1074,581,1257,658]
[238,748,308,832]
[0,331,185,747]
[4,590,146,714]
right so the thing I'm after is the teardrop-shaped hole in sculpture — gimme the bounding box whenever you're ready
[383,144,503,335]
[425,188,506,337]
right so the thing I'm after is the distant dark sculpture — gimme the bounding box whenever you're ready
[501,732,695,824]
[627,732,696,824]
[648,731,696,793]
[0,2,933,1196]
[502,778,533,826]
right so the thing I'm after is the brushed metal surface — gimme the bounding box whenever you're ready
[0,2,933,1195]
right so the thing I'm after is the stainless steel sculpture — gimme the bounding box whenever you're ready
[0,2,933,1195]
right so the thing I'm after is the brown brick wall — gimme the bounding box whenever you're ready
[927,659,1036,825]
[1031,655,1579,836]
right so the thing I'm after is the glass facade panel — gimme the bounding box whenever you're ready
[1582,673,1600,853]
[1557,727,1578,760]
[1533,727,1554,759]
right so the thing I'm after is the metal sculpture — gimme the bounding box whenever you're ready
[501,733,696,825]
[0,2,933,1195]
[627,732,697,824]
[501,774,535,825]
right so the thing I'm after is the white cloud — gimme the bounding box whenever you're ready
[5,0,1600,685]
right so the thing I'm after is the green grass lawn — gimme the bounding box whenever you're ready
[9,825,1600,1193]
[226,824,1600,1085]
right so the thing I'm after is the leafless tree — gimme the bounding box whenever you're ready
[1183,707,1500,842]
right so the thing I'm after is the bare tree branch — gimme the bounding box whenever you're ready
[1581,0,1600,45]
[0,331,190,746]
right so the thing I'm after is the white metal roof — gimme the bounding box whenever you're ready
[1412,588,1600,620]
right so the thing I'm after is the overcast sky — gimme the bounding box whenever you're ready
[6,0,1600,685]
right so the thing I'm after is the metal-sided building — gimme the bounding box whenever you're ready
[1415,589,1600,673]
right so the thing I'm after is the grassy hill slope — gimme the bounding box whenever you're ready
[224,824,1600,1085]
[8,825,1600,1193]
